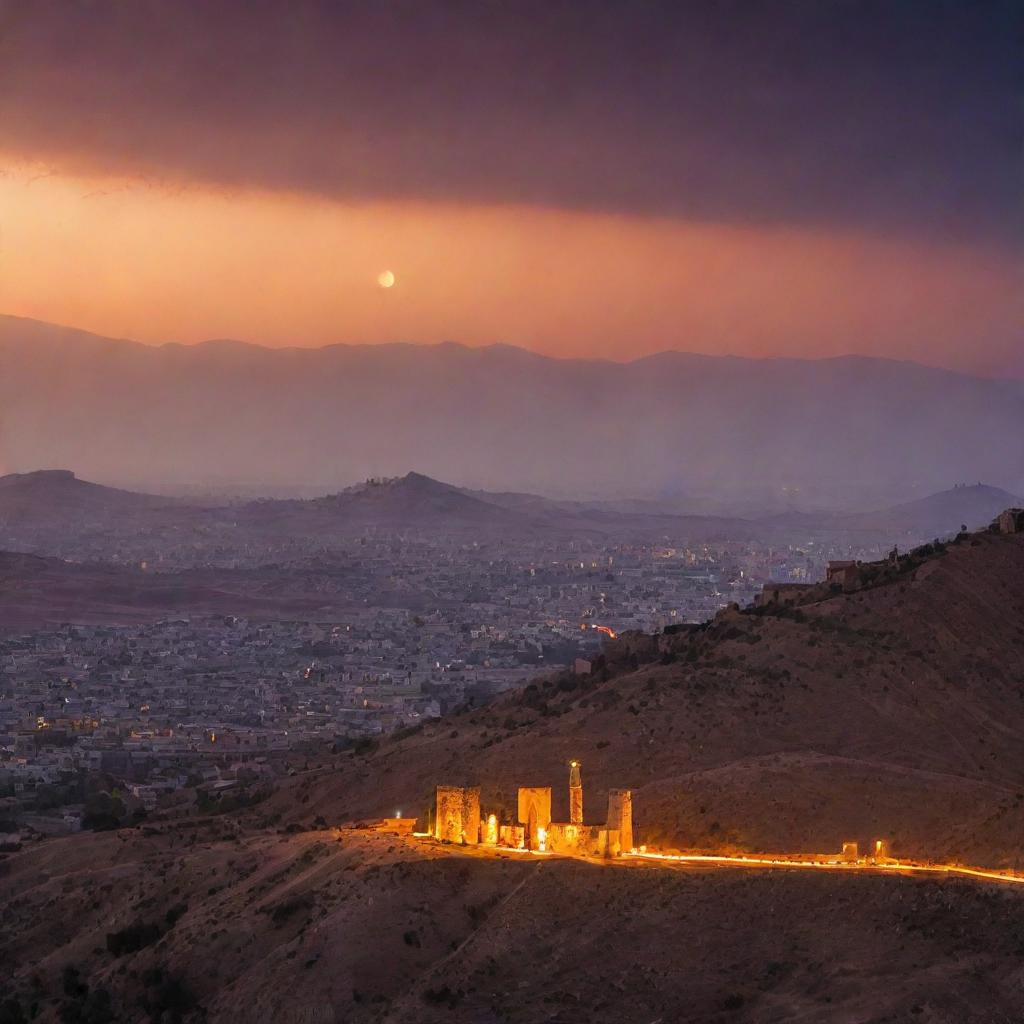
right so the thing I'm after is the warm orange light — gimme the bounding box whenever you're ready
[627,850,1024,887]
[2,162,1015,376]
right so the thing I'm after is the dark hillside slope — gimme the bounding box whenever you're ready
[5,828,1024,1024]
[4,533,1024,1024]
[282,530,1024,867]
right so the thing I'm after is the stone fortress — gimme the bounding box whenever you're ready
[431,761,633,858]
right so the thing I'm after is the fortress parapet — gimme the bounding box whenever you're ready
[525,763,634,858]
[430,762,634,859]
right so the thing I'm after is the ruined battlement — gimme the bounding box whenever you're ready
[432,762,633,859]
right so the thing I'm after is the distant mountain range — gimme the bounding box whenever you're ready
[2,314,1023,506]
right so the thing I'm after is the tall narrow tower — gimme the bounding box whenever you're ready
[569,760,583,825]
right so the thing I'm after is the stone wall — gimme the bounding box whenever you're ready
[546,822,619,858]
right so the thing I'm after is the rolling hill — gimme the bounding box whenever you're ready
[0,469,179,526]
[840,482,1023,536]
[2,468,1017,572]
[769,482,1024,541]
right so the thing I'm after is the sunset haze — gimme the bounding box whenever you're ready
[0,0,1019,374]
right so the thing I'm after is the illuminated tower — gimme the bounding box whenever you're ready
[569,760,583,824]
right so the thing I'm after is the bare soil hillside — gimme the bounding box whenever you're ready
[275,531,1024,868]
[3,825,1024,1024]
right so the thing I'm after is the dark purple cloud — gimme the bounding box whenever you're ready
[0,0,1019,244]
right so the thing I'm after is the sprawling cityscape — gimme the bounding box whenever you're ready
[2,520,896,838]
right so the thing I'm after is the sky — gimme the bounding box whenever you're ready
[0,0,1020,376]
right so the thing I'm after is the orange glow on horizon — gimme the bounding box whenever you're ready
[0,159,1019,375]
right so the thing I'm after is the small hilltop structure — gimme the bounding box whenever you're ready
[993,508,1024,534]
[431,761,633,858]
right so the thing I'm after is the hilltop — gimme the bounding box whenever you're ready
[246,472,534,534]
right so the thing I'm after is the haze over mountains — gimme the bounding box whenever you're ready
[3,314,1022,506]
[0,468,1019,575]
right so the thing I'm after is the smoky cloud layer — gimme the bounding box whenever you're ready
[0,0,1018,246]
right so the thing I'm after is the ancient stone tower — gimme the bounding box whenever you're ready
[569,760,583,825]
[606,789,633,854]
[433,785,481,845]
[517,786,552,851]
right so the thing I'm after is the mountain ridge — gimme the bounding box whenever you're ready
[8,312,1020,376]
[3,315,1022,504]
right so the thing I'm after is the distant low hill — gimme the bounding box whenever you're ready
[0,468,174,523]
[841,482,1023,536]
[2,314,1022,505]
[770,482,1024,540]
[2,469,1018,568]
[278,472,531,529]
